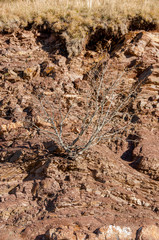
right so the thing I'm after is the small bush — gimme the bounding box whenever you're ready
[33,57,143,159]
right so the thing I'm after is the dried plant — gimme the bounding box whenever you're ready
[32,57,144,159]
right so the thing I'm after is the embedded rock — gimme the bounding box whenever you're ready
[0,229,22,240]
[23,65,40,80]
[45,226,86,240]
[136,225,159,240]
[132,129,159,180]
[94,225,133,240]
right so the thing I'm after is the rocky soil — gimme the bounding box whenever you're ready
[0,28,159,239]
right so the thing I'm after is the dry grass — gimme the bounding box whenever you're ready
[0,0,158,37]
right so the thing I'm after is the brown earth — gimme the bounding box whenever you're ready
[0,28,159,240]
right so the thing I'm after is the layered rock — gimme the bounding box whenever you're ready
[0,29,159,239]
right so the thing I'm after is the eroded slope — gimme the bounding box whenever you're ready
[0,29,159,240]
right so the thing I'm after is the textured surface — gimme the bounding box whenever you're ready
[0,29,159,239]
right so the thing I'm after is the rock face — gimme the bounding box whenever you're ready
[0,29,159,239]
[136,225,159,240]
[112,31,159,181]
[45,224,133,240]
[132,129,159,180]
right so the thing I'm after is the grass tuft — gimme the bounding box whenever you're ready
[0,0,158,36]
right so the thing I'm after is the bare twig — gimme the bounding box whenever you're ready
[33,56,145,158]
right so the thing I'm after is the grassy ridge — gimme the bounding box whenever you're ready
[0,0,158,36]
